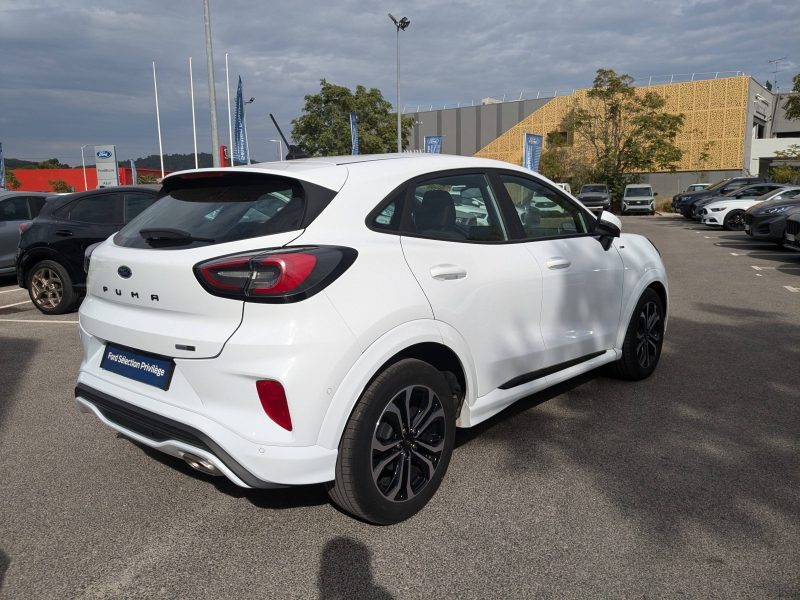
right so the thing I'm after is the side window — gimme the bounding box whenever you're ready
[371,188,406,232]
[66,194,118,224]
[29,196,48,217]
[407,174,507,242]
[124,193,157,223]
[0,197,32,222]
[499,174,588,240]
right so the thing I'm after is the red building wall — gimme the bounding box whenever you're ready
[9,168,170,192]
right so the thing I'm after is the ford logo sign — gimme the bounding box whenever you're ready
[117,266,132,279]
[96,150,112,159]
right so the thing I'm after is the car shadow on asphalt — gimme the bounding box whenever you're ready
[0,548,9,594]
[458,309,800,592]
[0,337,40,441]
[317,537,393,600]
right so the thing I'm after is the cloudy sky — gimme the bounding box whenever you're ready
[0,0,798,165]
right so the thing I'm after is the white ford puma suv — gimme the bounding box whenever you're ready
[76,154,668,524]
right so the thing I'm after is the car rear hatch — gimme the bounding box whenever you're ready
[80,168,344,359]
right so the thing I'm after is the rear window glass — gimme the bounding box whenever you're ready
[114,175,305,249]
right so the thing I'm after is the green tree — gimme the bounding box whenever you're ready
[291,79,414,156]
[4,170,22,190]
[567,69,685,211]
[137,173,159,184]
[48,179,75,193]
[783,74,800,122]
[36,158,70,169]
[769,144,800,184]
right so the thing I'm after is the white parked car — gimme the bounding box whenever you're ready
[700,186,788,230]
[76,154,668,524]
[622,184,657,215]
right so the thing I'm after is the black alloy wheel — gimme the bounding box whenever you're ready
[724,210,746,231]
[611,288,664,381]
[327,359,456,524]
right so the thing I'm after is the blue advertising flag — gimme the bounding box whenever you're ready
[350,111,359,155]
[424,136,442,154]
[523,133,543,172]
[233,76,248,164]
[0,143,5,190]
[130,159,137,185]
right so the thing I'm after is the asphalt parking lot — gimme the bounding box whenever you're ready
[1,216,798,599]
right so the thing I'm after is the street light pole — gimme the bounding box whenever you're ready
[189,56,199,169]
[389,14,410,154]
[80,145,88,191]
[270,139,283,161]
[203,0,221,167]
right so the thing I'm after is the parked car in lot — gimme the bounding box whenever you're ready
[73,154,668,524]
[0,192,54,275]
[15,186,160,314]
[576,184,612,213]
[785,212,800,251]
[693,182,785,220]
[743,187,800,244]
[699,184,789,230]
[622,184,656,215]
[673,177,769,217]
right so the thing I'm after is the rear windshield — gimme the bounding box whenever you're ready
[114,174,307,249]
[625,187,653,197]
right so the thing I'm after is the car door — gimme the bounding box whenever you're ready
[496,172,624,367]
[49,192,122,281]
[0,196,33,269]
[397,171,547,397]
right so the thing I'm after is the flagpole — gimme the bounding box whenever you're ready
[153,61,164,179]
[225,54,233,167]
[190,56,199,169]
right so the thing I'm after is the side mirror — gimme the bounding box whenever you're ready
[595,211,621,251]
[654,192,659,196]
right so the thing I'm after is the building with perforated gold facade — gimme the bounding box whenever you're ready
[407,75,798,197]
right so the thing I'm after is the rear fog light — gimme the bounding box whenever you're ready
[256,380,293,431]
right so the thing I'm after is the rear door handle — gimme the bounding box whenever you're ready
[546,257,571,270]
[430,264,467,281]
[55,229,74,237]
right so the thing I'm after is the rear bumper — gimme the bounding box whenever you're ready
[75,375,338,487]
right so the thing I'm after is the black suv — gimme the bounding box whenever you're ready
[16,186,160,314]
[673,177,769,218]
[576,184,612,213]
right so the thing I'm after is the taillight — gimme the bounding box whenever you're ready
[256,380,292,431]
[19,222,30,234]
[194,246,357,303]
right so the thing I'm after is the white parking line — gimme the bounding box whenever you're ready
[751,266,800,270]
[0,288,27,294]
[0,319,78,323]
[0,300,32,309]
[785,286,800,293]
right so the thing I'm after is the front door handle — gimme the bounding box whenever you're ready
[430,264,467,281]
[55,229,74,237]
[546,257,571,270]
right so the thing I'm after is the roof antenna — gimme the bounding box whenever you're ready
[270,114,309,160]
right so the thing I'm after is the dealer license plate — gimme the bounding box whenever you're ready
[100,343,175,390]
[744,224,750,232]
[788,233,796,242]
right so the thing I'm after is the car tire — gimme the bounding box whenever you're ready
[326,358,456,525]
[723,210,746,231]
[610,288,664,381]
[27,260,80,315]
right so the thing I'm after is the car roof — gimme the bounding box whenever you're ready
[625,184,652,188]
[163,154,550,192]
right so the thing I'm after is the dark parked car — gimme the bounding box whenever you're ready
[673,177,769,217]
[785,212,800,251]
[691,183,788,219]
[0,192,55,275]
[576,184,611,213]
[744,187,800,245]
[16,186,160,314]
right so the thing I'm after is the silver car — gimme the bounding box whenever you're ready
[0,192,54,275]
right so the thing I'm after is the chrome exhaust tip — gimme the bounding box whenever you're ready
[182,452,223,477]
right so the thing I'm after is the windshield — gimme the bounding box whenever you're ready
[580,185,607,193]
[114,175,307,249]
[625,187,653,197]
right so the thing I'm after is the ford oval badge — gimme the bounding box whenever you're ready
[96,150,112,159]
[118,266,132,279]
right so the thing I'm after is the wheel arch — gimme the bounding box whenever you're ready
[615,268,669,349]
[316,319,476,450]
